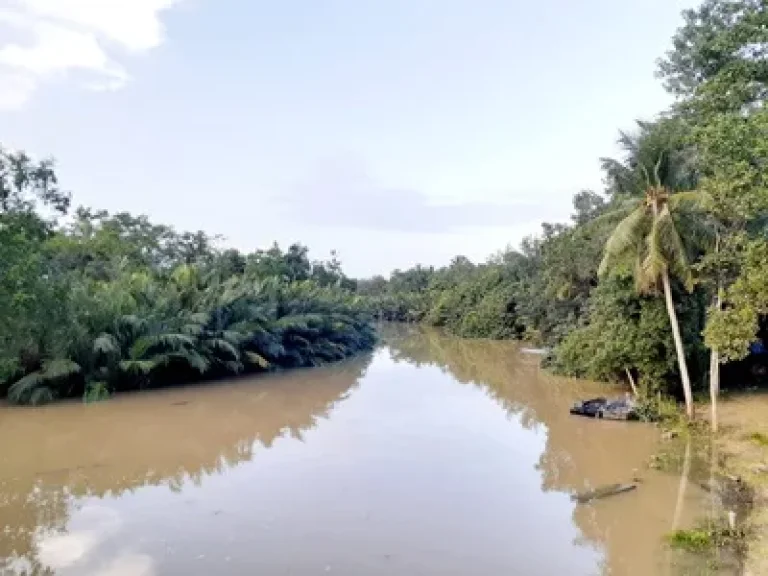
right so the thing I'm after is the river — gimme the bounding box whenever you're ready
[0,325,714,575]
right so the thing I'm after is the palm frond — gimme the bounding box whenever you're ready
[657,205,693,291]
[581,198,640,234]
[639,217,667,294]
[244,351,271,369]
[93,333,119,355]
[84,381,110,403]
[6,358,77,404]
[129,333,196,359]
[187,312,210,325]
[221,330,246,345]
[8,372,45,404]
[598,205,649,276]
[668,190,710,210]
[119,359,158,375]
[41,359,82,380]
[116,314,147,339]
[205,338,240,360]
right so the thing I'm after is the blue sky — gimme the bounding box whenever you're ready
[1,0,696,276]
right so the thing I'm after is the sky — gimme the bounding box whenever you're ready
[0,0,698,277]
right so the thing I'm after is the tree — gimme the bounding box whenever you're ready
[658,0,768,429]
[571,190,607,225]
[0,146,71,217]
[598,163,698,418]
[657,0,768,114]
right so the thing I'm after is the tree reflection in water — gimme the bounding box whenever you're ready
[0,354,372,575]
[382,324,709,576]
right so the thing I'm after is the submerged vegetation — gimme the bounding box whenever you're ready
[0,155,374,405]
[358,0,768,428]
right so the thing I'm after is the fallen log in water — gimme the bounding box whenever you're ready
[571,483,637,504]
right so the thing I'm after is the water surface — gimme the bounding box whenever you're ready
[0,326,709,575]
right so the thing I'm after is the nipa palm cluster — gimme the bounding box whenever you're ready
[1,264,375,405]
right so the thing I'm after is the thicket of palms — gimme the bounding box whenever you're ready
[0,156,375,406]
[5,266,373,405]
[2,266,374,405]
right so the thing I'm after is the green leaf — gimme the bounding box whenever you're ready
[244,351,271,369]
[599,205,650,277]
[668,190,709,210]
[657,205,693,290]
[41,359,81,380]
[84,381,110,403]
[205,338,240,360]
[8,372,45,404]
[119,359,157,375]
[93,333,119,355]
[129,333,195,359]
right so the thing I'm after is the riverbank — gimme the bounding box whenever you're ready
[713,394,768,575]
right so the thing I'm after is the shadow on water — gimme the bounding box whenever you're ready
[0,325,723,575]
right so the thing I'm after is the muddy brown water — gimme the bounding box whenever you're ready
[0,325,714,575]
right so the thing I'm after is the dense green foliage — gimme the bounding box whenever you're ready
[358,0,768,399]
[0,149,374,405]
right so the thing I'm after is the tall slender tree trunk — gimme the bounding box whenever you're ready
[710,288,722,432]
[625,367,639,396]
[661,269,694,419]
[709,348,720,430]
[710,234,722,433]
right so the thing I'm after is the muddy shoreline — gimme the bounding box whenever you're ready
[711,394,768,575]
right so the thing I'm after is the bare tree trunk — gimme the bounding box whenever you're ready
[710,344,720,432]
[661,269,694,419]
[710,234,722,433]
[625,368,639,397]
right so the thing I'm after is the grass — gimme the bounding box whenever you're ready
[666,529,714,552]
[667,524,749,555]
[748,432,768,446]
[633,393,681,423]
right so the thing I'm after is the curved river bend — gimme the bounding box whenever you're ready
[0,325,710,575]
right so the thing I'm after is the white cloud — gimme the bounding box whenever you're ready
[34,505,124,573]
[0,70,36,109]
[37,531,100,569]
[0,0,181,110]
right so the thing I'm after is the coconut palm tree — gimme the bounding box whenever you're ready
[598,158,698,418]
